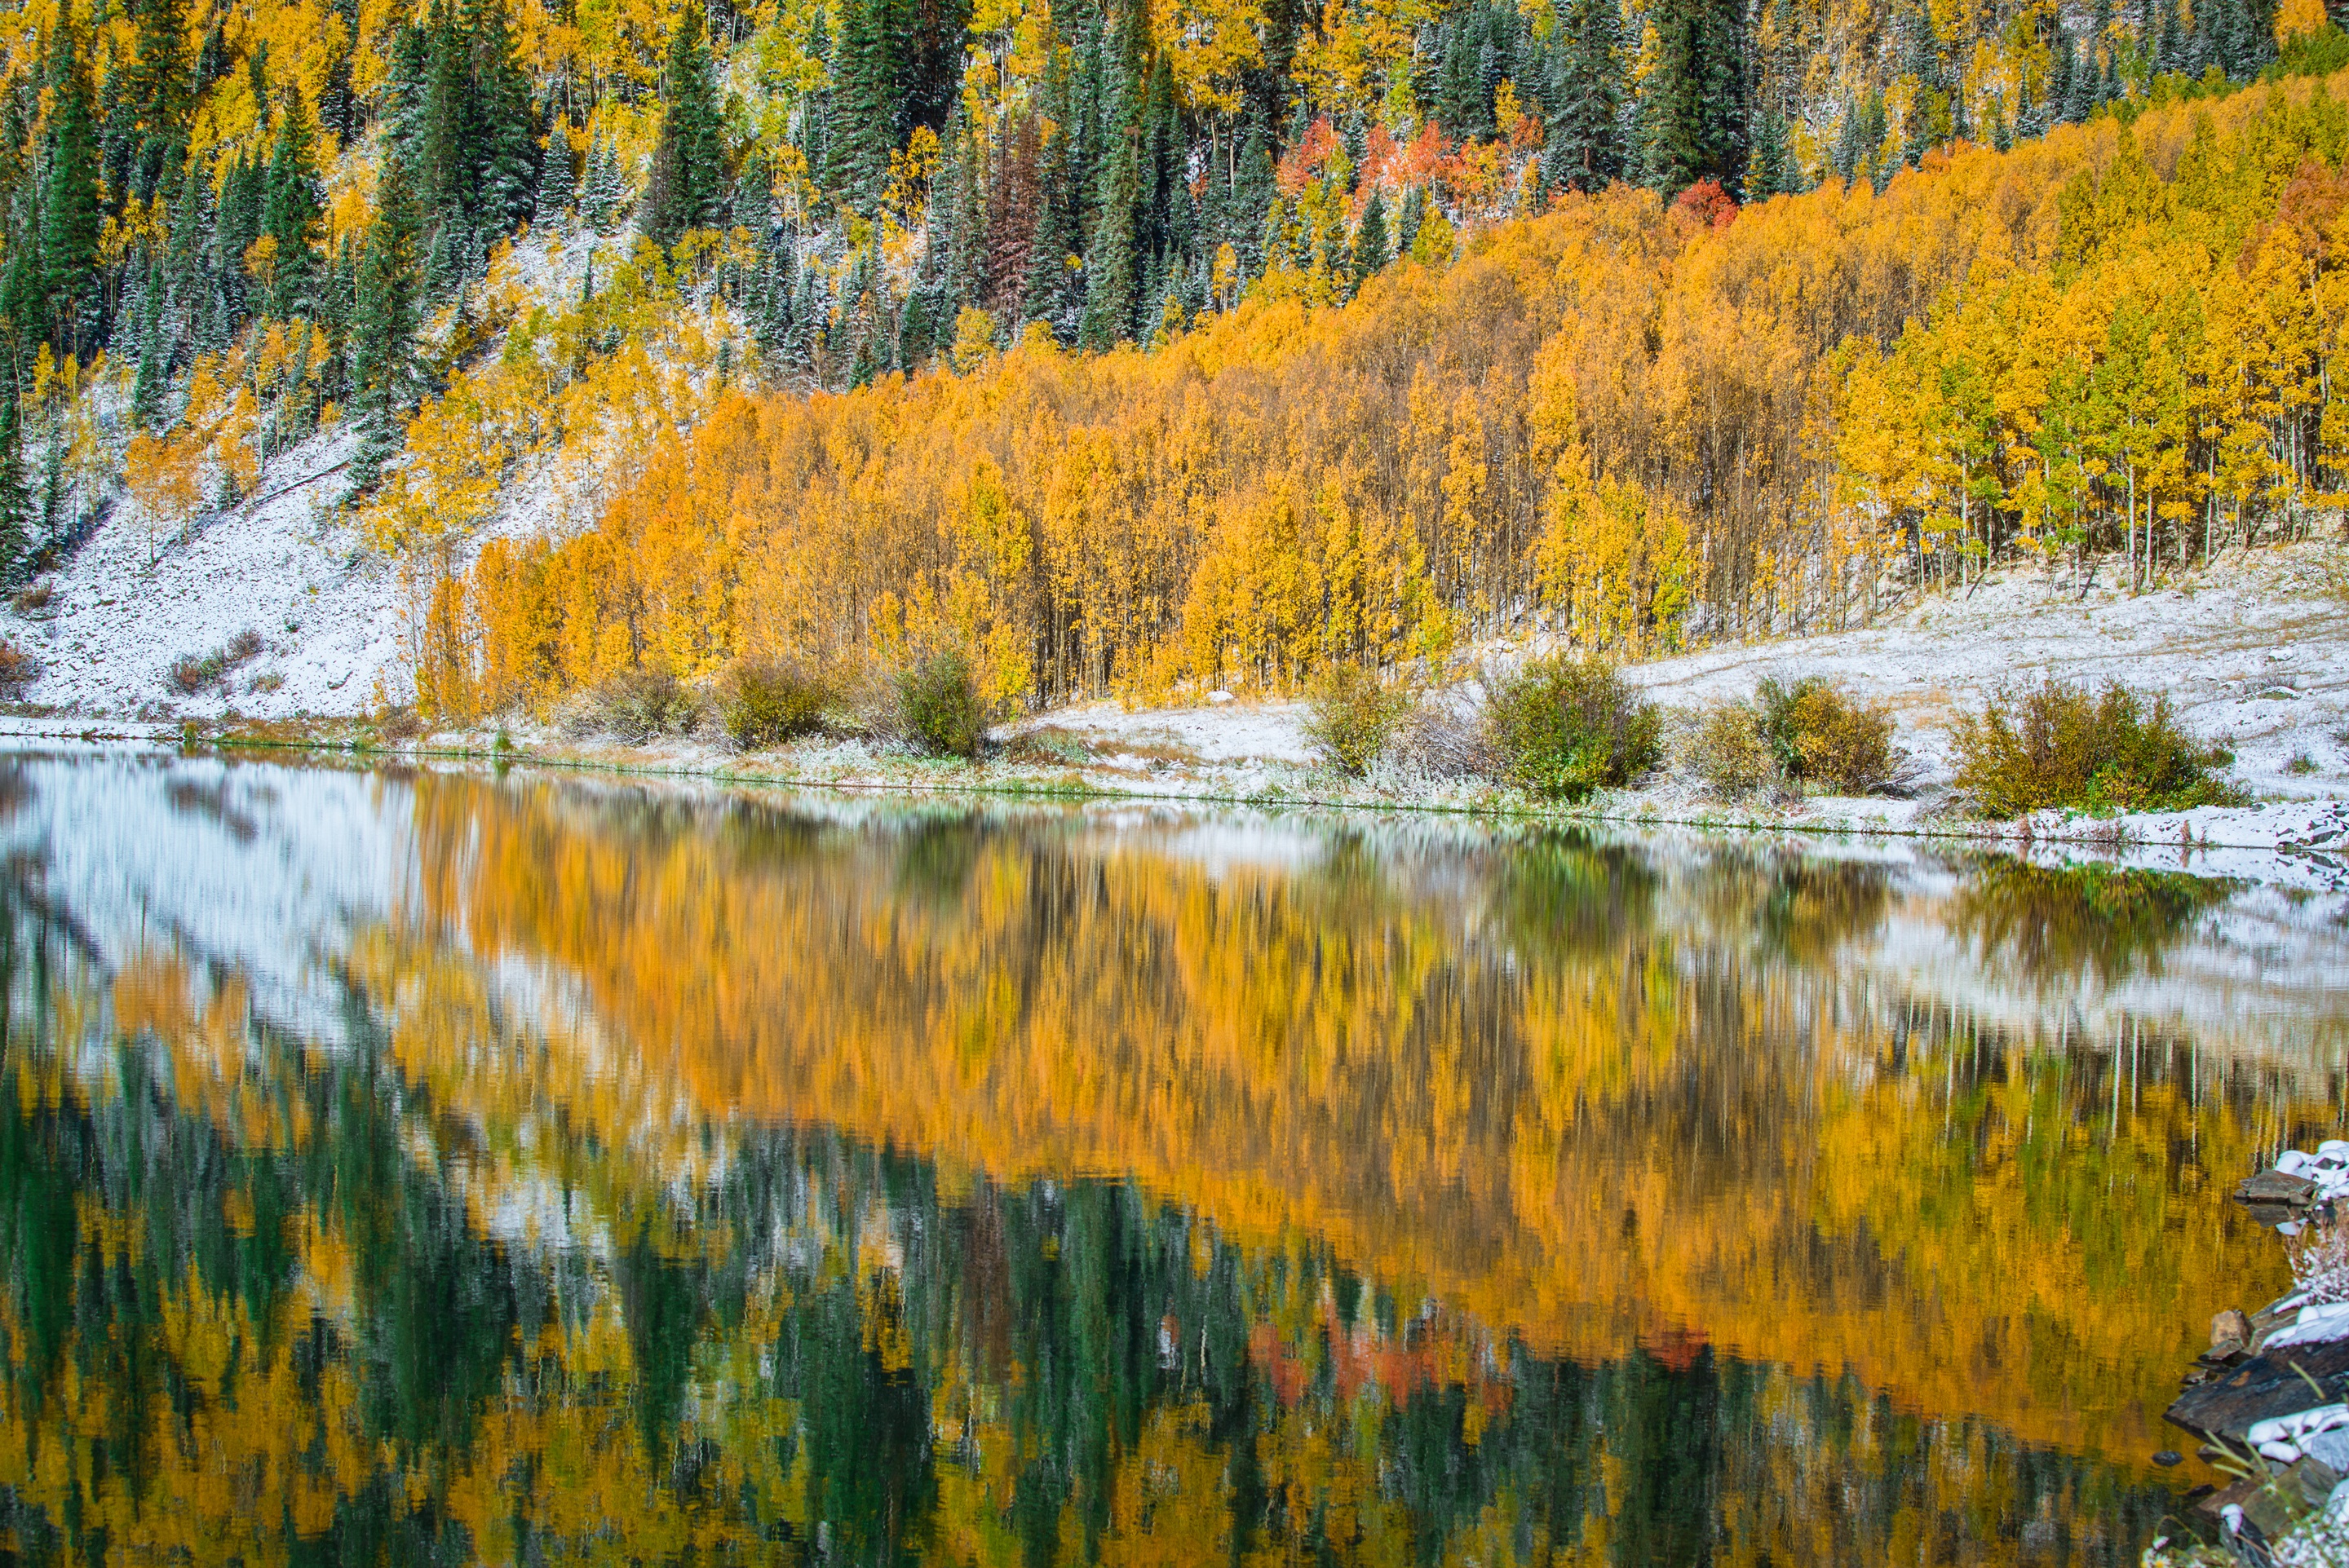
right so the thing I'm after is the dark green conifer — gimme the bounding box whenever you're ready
[1079,126,1140,349]
[262,95,324,316]
[647,2,726,245]
[41,17,104,354]
[352,159,422,488]
[0,385,27,580]
[1544,0,1625,194]
[1638,0,1751,196]
[1351,188,1391,281]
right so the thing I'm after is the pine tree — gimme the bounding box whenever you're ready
[648,2,725,246]
[133,258,169,426]
[352,160,422,488]
[0,385,27,581]
[537,129,576,232]
[471,0,540,234]
[1351,188,1391,280]
[126,0,190,200]
[1544,0,1625,195]
[1397,183,1427,255]
[418,1,476,254]
[1639,0,1751,197]
[1747,109,1794,195]
[1079,108,1142,349]
[262,95,324,317]
[41,17,104,355]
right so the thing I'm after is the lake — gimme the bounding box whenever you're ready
[0,750,2342,1564]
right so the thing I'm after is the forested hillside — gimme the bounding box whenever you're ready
[0,0,2343,710]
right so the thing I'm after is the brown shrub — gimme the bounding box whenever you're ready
[0,641,38,700]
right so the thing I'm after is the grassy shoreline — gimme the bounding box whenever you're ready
[4,709,2329,867]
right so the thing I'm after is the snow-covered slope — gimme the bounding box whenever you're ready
[11,425,404,720]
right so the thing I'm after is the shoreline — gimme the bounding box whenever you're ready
[8,710,2342,889]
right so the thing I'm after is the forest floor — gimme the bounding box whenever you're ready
[2,434,2346,878]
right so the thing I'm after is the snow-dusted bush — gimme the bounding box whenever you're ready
[1951,676,2236,818]
[1683,699,1781,799]
[1756,675,1909,795]
[1302,665,1413,777]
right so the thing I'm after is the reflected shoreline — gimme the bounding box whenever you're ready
[0,751,2340,1563]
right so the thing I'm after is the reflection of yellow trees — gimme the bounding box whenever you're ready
[402,779,2316,1472]
[0,845,2217,1568]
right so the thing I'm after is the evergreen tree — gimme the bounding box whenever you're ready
[415,0,472,261]
[471,0,540,234]
[126,0,190,200]
[1396,183,1427,256]
[648,2,726,246]
[1351,188,1391,281]
[261,95,324,317]
[133,259,169,426]
[537,129,576,231]
[1639,0,1751,197]
[0,385,26,580]
[41,18,104,355]
[1544,0,1625,194]
[1747,108,1794,195]
[352,160,422,488]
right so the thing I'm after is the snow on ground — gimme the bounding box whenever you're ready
[9,424,405,720]
[2,397,2342,864]
[1621,544,2349,801]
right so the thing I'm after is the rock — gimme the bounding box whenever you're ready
[2167,1339,2349,1450]
[1207,691,1235,704]
[2239,1169,2321,1205]
[2215,1310,2254,1352]
[2155,1450,2185,1466]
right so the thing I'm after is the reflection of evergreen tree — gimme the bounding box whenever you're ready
[0,841,2213,1567]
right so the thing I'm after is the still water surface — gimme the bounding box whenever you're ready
[1,751,2345,1564]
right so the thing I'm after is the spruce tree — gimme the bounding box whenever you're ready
[416,0,472,263]
[1351,188,1391,281]
[648,2,725,246]
[133,258,169,426]
[1396,183,1427,255]
[352,160,422,488]
[126,0,189,200]
[1079,120,1141,349]
[0,385,27,581]
[471,0,540,234]
[41,18,104,355]
[261,95,324,317]
[1545,0,1625,194]
[1638,0,1751,197]
[537,129,576,232]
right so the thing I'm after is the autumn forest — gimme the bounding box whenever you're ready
[0,0,2344,711]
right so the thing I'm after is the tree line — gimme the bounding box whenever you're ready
[0,0,2312,573]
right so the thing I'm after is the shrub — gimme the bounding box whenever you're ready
[1684,700,1780,798]
[1388,699,1495,780]
[169,632,266,696]
[717,659,833,750]
[11,581,51,613]
[2288,750,2320,776]
[1756,675,1906,793]
[1480,655,1661,802]
[894,649,989,758]
[1302,664,1413,776]
[569,665,701,742]
[0,640,38,700]
[1949,676,2236,817]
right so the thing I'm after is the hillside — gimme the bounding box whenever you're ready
[0,0,2346,753]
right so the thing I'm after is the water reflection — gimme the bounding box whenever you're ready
[0,754,2342,1564]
